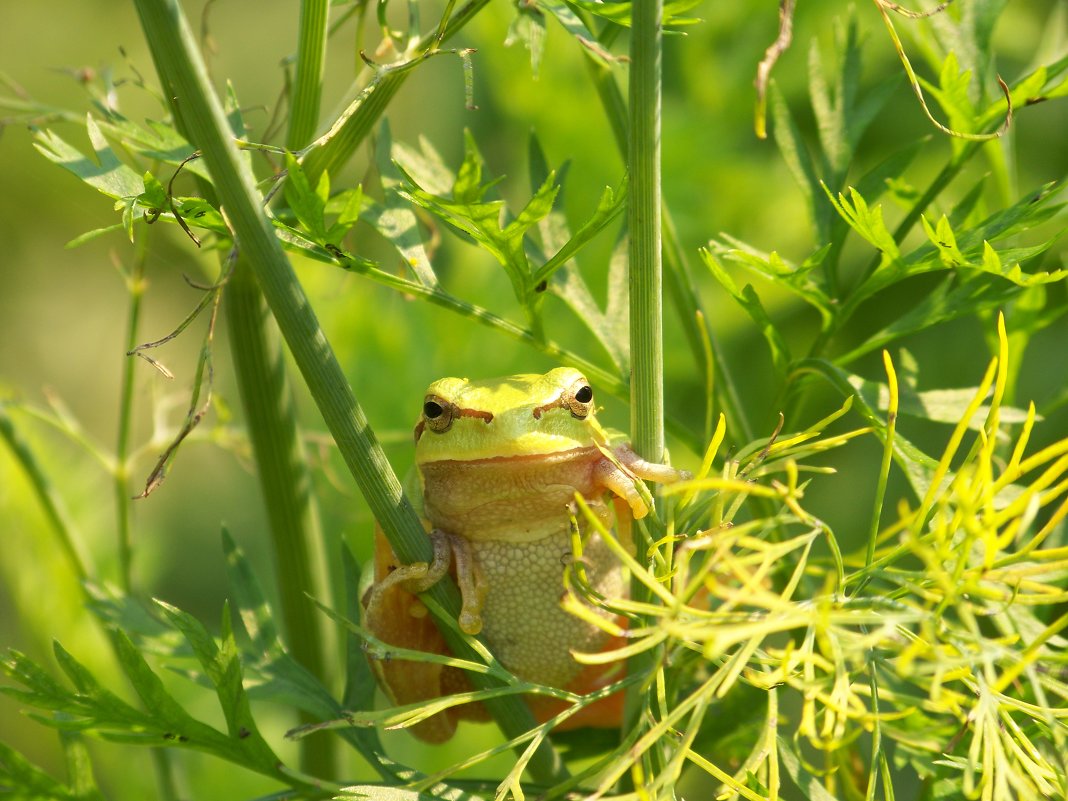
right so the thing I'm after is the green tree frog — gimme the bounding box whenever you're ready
[363,368,689,741]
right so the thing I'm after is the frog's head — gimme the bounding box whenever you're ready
[414,367,606,463]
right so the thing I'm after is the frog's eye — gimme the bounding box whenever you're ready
[422,395,455,433]
[565,379,594,419]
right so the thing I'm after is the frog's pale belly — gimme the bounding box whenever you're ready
[419,446,606,543]
[470,530,623,688]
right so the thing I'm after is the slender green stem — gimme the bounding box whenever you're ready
[130,0,564,782]
[624,0,666,784]
[114,229,183,798]
[287,0,330,149]
[628,0,665,465]
[115,229,150,594]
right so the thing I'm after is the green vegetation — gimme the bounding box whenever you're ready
[1,0,1067,799]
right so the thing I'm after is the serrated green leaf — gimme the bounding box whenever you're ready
[0,740,79,800]
[922,214,968,268]
[824,184,900,262]
[551,234,630,374]
[535,0,620,67]
[704,236,833,321]
[453,130,486,203]
[34,117,144,200]
[701,249,791,376]
[392,136,454,195]
[367,121,437,286]
[154,601,280,768]
[565,0,702,29]
[284,152,328,243]
[533,175,626,286]
[221,528,282,659]
[94,113,210,180]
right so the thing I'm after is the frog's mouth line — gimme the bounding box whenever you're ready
[419,445,600,466]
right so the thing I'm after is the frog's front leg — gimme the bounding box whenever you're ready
[594,444,692,518]
[365,529,488,636]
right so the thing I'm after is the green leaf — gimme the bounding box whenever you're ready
[0,740,81,801]
[565,0,702,30]
[94,111,210,180]
[778,736,840,801]
[922,214,968,268]
[792,358,939,498]
[34,115,145,200]
[835,275,1022,366]
[365,121,437,286]
[505,1,547,76]
[154,600,277,765]
[221,528,282,660]
[283,151,328,243]
[533,175,626,286]
[823,184,899,263]
[341,546,379,716]
[701,249,792,376]
[397,131,563,303]
[770,82,826,242]
[535,0,620,67]
[704,236,833,323]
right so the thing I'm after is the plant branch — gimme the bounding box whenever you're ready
[130,0,564,782]
[287,0,330,149]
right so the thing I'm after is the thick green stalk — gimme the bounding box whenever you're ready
[224,260,334,778]
[625,0,666,783]
[628,0,665,465]
[287,0,329,148]
[130,0,564,783]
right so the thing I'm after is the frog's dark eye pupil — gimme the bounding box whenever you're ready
[575,385,593,404]
[424,401,444,419]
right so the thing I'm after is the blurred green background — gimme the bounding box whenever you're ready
[1,0,1066,795]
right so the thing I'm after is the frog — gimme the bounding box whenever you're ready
[362,367,690,742]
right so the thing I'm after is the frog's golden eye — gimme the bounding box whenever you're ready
[564,378,594,419]
[422,395,455,433]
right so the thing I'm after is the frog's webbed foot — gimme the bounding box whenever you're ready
[596,444,693,519]
[366,529,488,636]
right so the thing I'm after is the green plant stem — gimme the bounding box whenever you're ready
[225,259,335,778]
[114,228,183,800]
[131,0,564,783]
[628,0,665,466]
[115,229,149,594]
[578,39,750,447]
[287,0,330,149]
[625,0,666,782]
